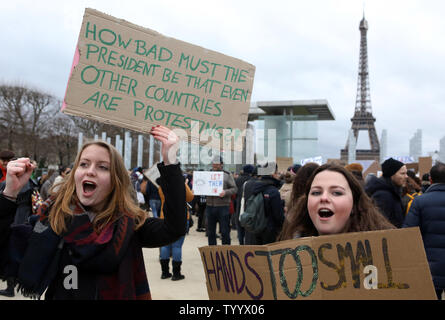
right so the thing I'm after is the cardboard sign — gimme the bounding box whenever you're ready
[418,156,433,179]
[193,171,224,196]
[300,156,323,166]
[62,8,255,151]
[199,228,436,300]
[276,157,293,173]
[362,160,379,178]
[143,163,160,188]
[390,156,415,164]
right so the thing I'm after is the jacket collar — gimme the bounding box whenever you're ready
[425,183,445,193]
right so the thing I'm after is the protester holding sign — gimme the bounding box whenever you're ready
[205,156,237,246]
[278,164,394,240]
[200,165,435,300]
[0,125,187,300]
[63,9,255,155]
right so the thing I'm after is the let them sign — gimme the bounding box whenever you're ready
[192,171,224,196]
[199,228,436,300]
[62,8,255,151]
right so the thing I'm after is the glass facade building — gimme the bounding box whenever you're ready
[249,100,334,164]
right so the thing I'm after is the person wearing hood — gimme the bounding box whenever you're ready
[365,158,408,228]
[403,162,445,300]
[205,156,237,246]
[243,162,284,245]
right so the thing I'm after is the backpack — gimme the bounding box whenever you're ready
[405,192,421,215]
[239,181,267,234]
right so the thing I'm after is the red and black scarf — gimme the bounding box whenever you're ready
[12,198,151,300]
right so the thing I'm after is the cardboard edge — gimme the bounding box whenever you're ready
[84,8,256,70]
[62,45,80,111]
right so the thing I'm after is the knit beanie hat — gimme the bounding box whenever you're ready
[345,163,363,172]
[381,158,404,177]
[242,164,255,174]
[291,164,302,174]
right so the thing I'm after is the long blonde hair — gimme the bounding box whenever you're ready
[49,140,147,235]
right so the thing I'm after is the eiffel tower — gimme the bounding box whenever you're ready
[341,14,380,162]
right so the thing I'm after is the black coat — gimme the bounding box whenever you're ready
[0,179,39,277]
[0,194,17,278]
[0,163,187,299]
[0,179,38,225]
[365,176,404,228]
[145,179,161,200]
[403,183,445,290]
[244,176,284,245]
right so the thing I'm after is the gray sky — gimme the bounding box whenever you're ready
[1,0,444,160]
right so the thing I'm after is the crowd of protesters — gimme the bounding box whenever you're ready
[1,141,444,300]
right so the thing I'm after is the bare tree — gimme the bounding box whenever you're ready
[25,88,58,159]
[48,113,78,166]
[0,84,27,151]
[0,83,158,168]
[70,116,124,140]
[0,84,58,161]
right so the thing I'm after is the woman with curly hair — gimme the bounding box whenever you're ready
[278,163,394,240]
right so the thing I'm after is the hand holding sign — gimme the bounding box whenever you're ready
[62,9,255,153]
[150,125,179,165]
[199,228,437,300]
[193,171,224,196]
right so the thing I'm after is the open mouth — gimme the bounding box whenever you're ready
[82,181,97,194]
[318,209,334,218]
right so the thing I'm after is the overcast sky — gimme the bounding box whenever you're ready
[1,0,444,160]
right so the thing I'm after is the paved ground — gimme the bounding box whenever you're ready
[0,220,234,300]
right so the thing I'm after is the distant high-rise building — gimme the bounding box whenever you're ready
[409,129,422,162]
[380,129,387,163]
[341,14,380,161]
[440,136,445,163]
[347,129,356,164]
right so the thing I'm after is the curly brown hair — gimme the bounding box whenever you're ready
[278,163,394,240]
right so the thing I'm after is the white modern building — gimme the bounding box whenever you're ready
[248,100,335,164]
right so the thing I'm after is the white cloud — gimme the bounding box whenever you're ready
[1,0,444,160]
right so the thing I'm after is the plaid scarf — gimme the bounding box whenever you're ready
[8,198,151,300]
